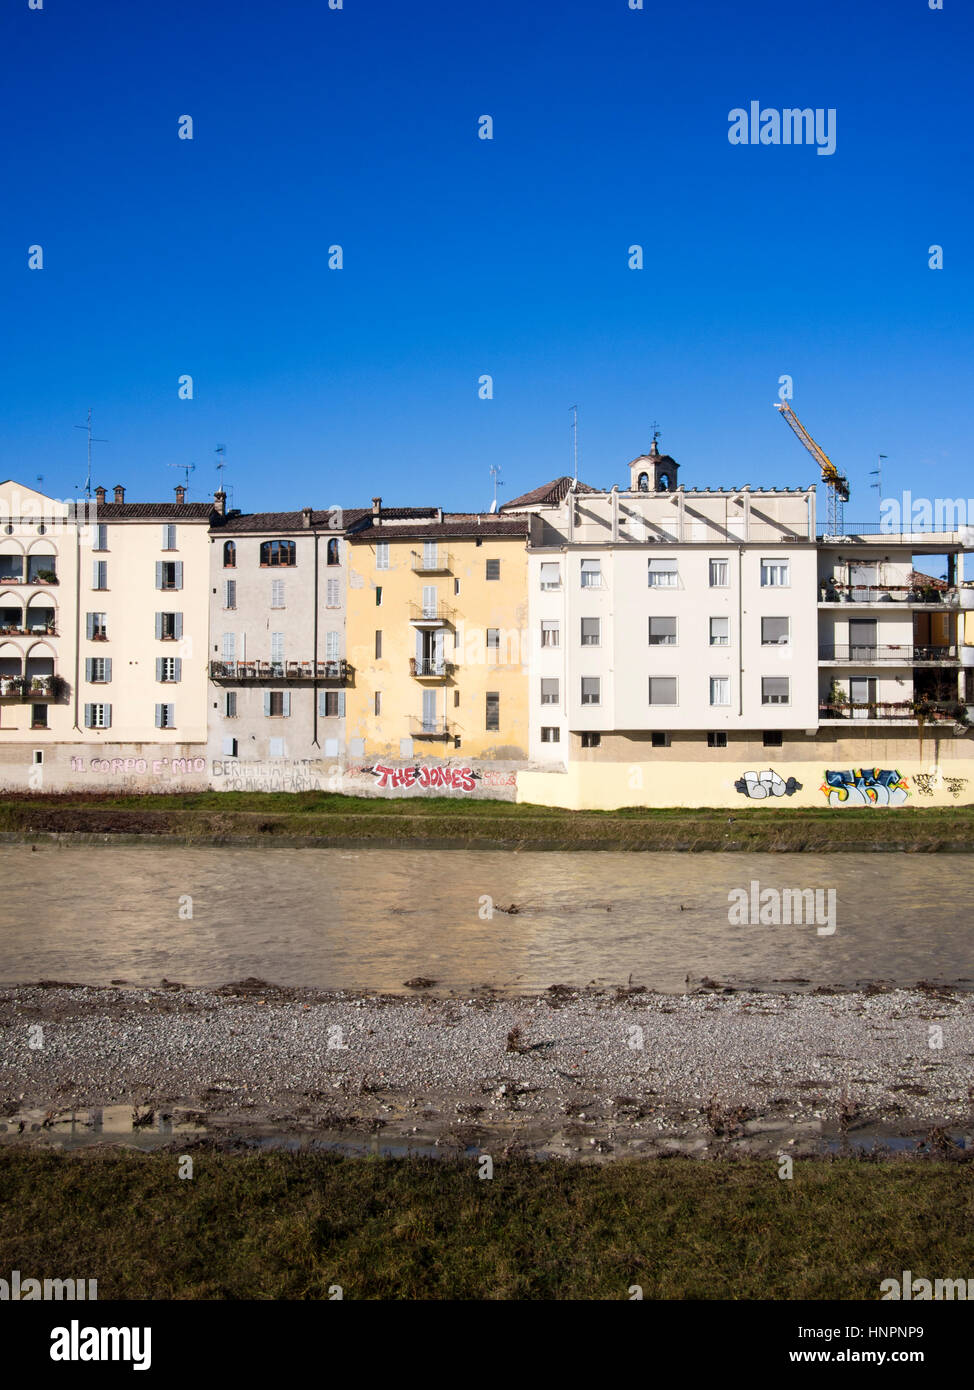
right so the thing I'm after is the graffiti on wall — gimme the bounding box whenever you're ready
[821,768,909,806]
[913,772,968,799]
[356,764,518,792]
[211,758,324,792]
[734,769,802,799]
[70,755,207,778]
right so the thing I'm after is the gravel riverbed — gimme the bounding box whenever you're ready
[1,981,972,1159]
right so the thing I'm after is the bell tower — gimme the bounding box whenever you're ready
[628,431,679,492]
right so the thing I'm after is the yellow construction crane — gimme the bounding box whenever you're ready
[775,401,850,535]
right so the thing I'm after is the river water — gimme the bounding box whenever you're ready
[0,844,970,994]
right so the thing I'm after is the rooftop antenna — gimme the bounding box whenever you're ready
[570,405,578,481]
[168,461,196,494]
[74,408,108,499]
[215,443,227,489]
[870,454,887,509]
[489,463,503,513]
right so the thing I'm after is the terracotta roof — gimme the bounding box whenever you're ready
[349,515,529,543]
[501,476,600,509]
[216,507,371,533]
[90,502,214,520]
[911,568,949,589]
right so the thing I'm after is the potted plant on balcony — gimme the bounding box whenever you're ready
[1,676,20,697]
[35,569,57,584]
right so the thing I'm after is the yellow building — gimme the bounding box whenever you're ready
[345,503,531,760]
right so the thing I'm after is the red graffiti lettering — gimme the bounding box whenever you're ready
[372,764,394,788]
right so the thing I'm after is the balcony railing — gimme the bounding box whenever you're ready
[818,644,959,664]
[411,551,452,573]
[408,715,453,739]
[819,700,969,724]
[0,625,58,637]
[819,583,962,606]
[0,674,65,701]
[409,657,454,678]
[408,601,455,624]
[209,659,349,681]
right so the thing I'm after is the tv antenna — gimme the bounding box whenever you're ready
[168,461,196,493]
[570,405,579,481]
[489,463,504,513]
[870,454,887,508]
[74,408,108,499]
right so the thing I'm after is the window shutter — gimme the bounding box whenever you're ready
[174,612,183,640]
[155,658,163,681]
[84,703,93,728]
[86,613,94,639]
[282,691,291,717]
[263,691,271,717]
[103,704,111,728]
[174,562,183,589]
[222,632,235,661]
[162,524,169,549]
[104,659,112,682]
[318,691,327,718]
[85,658,93,681]
[434,630,444,663]
[154,612,163,639]
[166,704,174,726]
[338,690,345,717]
[222,736,235,756]
[155,561,163,589]
[325,631,339,660]
[155,704,162,728]
[174,658,181,682]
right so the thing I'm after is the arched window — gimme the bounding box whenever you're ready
[260,539,296,568]
[637,472,649,492]
[326,538,340,565]
[223,540,236,568]
[658,470,673,492]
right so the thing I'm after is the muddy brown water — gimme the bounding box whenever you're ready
[1,844,971,994]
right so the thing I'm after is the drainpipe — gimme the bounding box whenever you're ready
[73,514,81,731]
[738,545,744,716]
[312,530,320,748]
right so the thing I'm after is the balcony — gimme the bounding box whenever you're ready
[0,675,65,702]
[408,601,455,626]
[819,700,969,725]
[411,550,452,574]
[408,715,453,740]
[818,583,964,607]
[818,644,959,666]
[409,657,454,679]
[209,659,350,682]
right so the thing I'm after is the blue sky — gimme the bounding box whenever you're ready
[2,0,971,517]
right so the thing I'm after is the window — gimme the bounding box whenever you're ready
[580,559,602,588]
[271,579,285,609]
[649,616,677,645]
[222,736,238,757]
[31,705,47,729]
[541,620,560,648]
[651,731,670,748]
[487,628,500,649]
[327,538,340,565]
[762,677,790,705]
[32,750,44,764]
[376,542,389,570]
[224,580,236,609]
[221,632,236,661]
[325,631,340,661]
[92,560,108,590]
[709,617,729,646]
[540,677,559,705]
[486,691,500,731]
[374,691,382,716]
[540,562,561,591]
[375,586,382,607]
[486,559,500,581]
[260,540,296,567]
[761,616,790,645]
[156,657,181,683]
[326,577,340,608]
[763,730,783,747]
[319,690,345,718]
[580,617,600,646]
[760,559,790,587]
[454,579,460,595]
[581,732,601,748]
[162,524,176,551]
[84,703,111,729]
[710,676,730,706]
[581,676,600,706]
[155,561,183,590]
[155,612,182,641]
[86,612,107,640]
[541,726,560,743]
[85,657,111,683]
[270,632,284,664]
[648,556,678,587]
[265,691,291,717]
[709,558,729,587]
[225,691,237,718]
[155,703,175,729]
[93,524,108,551]
[649,677,677,705]
[375,630,382,659]
[223,540,236,568]
[707,731,727,748]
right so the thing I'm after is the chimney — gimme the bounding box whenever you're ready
[175,485,186,505]
[213,489,227,517]
[302,506,312,528]
[94,486,106,505]
[435,507,443,524]
[113,484,125,504]
[371,496,381,518]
